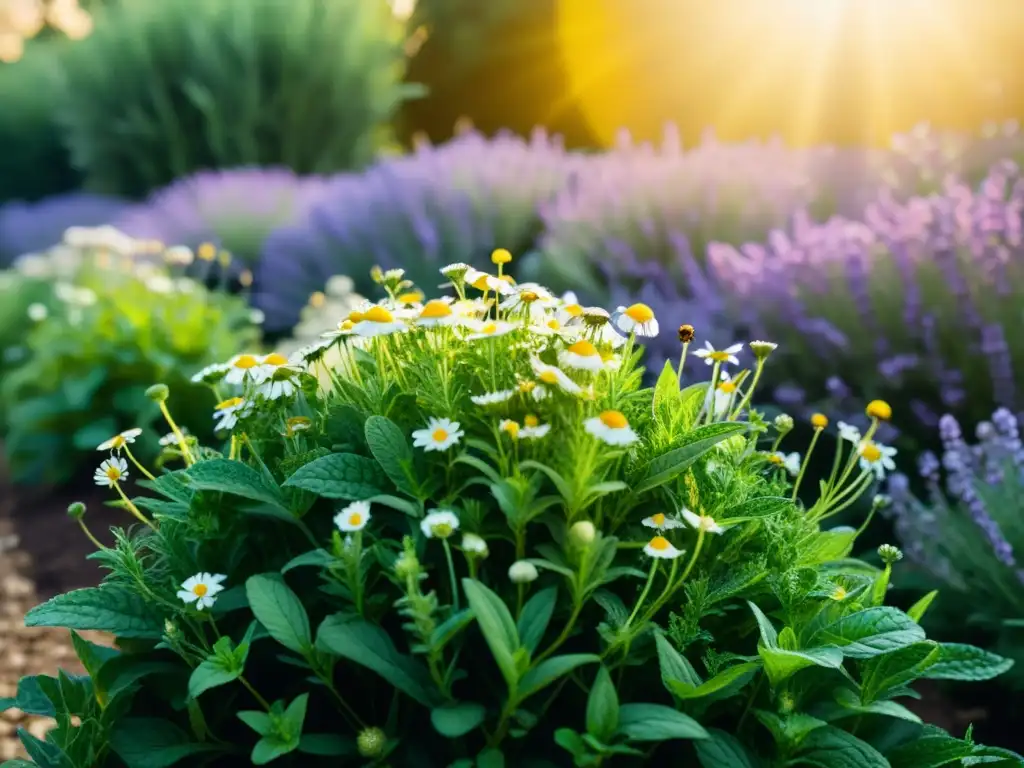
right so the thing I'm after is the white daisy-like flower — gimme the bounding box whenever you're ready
[97,428,143,452]
[584,410,638,446]
[441,262,471,280]
[159,429,189,447]
[837,421,862,444]
[531,358,582,395]
[499,283,556,313]
[27,303,48,322]
[712,372,740,417]
[858,440,898,479]
[176,572,227,611]
[223,354,267,386]
[451,298,491,320]
[681,508,728,535]
[421,509,460,539]
[519,415,550,440]
[464,320,516,342]
[693,341,744,367]
[642,513,685,531]
[352,305,408,337]
[94,456,129,487]
[644,535,684,559]
[471,389,516,406]
[499,419,520,440]
[461,533,489,557]
[465,268,514,295]
[558,339,606,372]
[613,303,659,337]
[770,451,802,477]
[213,397,251,432]
[517,379,549,401]
[412,417,464,452]
[334,501,371,532]
[257,376,299,401]
[190,362,231,384]
[417,299,461,327]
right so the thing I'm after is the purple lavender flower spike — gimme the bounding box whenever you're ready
[0,192,129,266]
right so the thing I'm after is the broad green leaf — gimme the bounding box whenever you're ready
[886,730,974,768]
[519,460,573,501]
[754,711,826,750]
[366,494,420,517]
[585,667,619,743]
[238,710,274,736]
[188,656,240,700]
[923,643,1014,681]
[617,703,708,742]
[668,662,759,702]
[252,735,298,765]
[517,587,558,655]
[792,725,889,768]
[721,496,792,522]
[26,587,165,639]
[431,702,487,738]
[281,549,337,574]
[906,590,938,623]
[830,688,921,724]
[813,607,925,658]
[184,459,286,510]
[282,694,309,734]
[69,631,118,705]
[860,642,940,704]
[656,633,702,689]
[695,728,760,767]
[282,452,388,499]
[316,614,441,707]
[109,718,220,768]
[964,745,1024,767]
[653,359,681,416]
[799,528,857,565]
[759,645,843,686]
[245,575,311,655]
[430,609,474,651]
[635,422,747,494]
[364,415,417,495]
[518,654,600,700]
[462,579,520,687]
[747,602,779,647]
[4,677,54,717]
[476,748,506,768]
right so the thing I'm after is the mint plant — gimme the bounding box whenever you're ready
[5,255,1018,767]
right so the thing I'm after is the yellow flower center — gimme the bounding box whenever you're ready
[197,243,216,261]
[866,399,892,421]
[547,319,561,330]
[539,371,559,384]
[651,513,666,527]
[567,340,599,357]
[708,351,731,362]
[363,306,395,323]
[831,586,847,601]
[263,353,288,366]
[599,410,628,429]
[193,583,208,597]
[309,291,326,308]
[339,320,354,330]
[649,536,670,551]
[398,291,424,304]
[767,454,784,465]
[420,300,453,319]
[233,354,259,369]
[520,290,539,303]
[105,466,121,482]
[564,304,584,317]
[524,415,539,427]
[625,303,654,324]
[861,442,882,462]
[519,381,536,392]
[216,397,244,410]
[110,435,126,449]
[502,421,520,438]
[348,310,365,322]
[491,248,513,265]
[480,323,498,335]
[811,413,829,429]
[349,513,363,527]
[718,381,738,393]
[471,275,491,290]
[432,428,450,443]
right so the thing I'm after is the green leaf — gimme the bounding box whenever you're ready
[906,590,939,623]
[25,587,165,639]
[282,452,388,500]
[252,735,298,765]
[109,718,220,768]
[462,578,521,688]
[669,662,759,702]
[364,415,417,495]
[656,633,702,689]
[366,494,420,517]
[188,656,240,700]
[238,710,274,736]
[635,422,748,494]
[184,459,286,510]
[586,666,619,743]
[754,711,826,751]
[431,702,486,738]
[792,725,889,768]
[316,614,441,707]
[617,703,708,742]
[923,643,1014,681]
[748,602,779,647]
[813,607,925,658]
[759,645,843,686]
[885,730,974,768]
[518,654,600,700]
[653,359,681,415]
[695,728,761,768]
[476,748,506,768]
[281,549,337,574]
[860,642,941,704]
[830,688,921,724]
[721,496,792,523]
[517,587,558,655]
[69,631,118,704]
[282,693,309,734]
[245,575,312,655]
[4,677,54,717]
[799,528,857,564]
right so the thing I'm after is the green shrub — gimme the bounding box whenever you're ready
[7,260,1017,765]
[0,226,258,486]
[56,0,418,199]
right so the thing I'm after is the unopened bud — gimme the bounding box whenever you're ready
[773,414,794,434]
[872,494,892,511]
[369,265,385,284]
[678,324,695,344]
[394,554,419,580]
[67,501,86,520]
[569,520,596,547]
[461,533,489,559]
[508,560,539,584]
[357,726,387,758]
[145,383,169,402]
[749,340,778,360]
[878,544,903,565]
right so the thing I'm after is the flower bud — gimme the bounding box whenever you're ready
[66,501,86,520]
[461,533,489,559]
[749,340,778,360]
[394,554,419,580]
[145,383,169,402]
[490,248,513,265]
[872,494,892,511]
[369,265,385,284]
[357,727,387,758]
[773,414,794,434]
[508,560,539,584]
[866,400,893,421]
[810,413,828,430]
[569,520,596,547]
[878,544,903,565]
[678,324,695,343]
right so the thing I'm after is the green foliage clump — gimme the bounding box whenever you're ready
[0,227,258,485]
[6,260,1018,766]
[56,0,418,199]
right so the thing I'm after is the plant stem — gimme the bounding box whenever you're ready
[791,428,822,501]
[442,539,460,612]
[729,358,766,420]
[113,482,154,528]
[623,560,659,629]
[124,446,157,482]
[238,676,272,711]
[534,603,582,664]
[77,519,105,551]
[159,402,194,465]
[676,341,691,386]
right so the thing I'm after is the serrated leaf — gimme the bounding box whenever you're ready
[364,415,417,495]
[462,579,520,688]
[924,643,1014,681]
[813,607,925,659]
[184,459,286,510]
[25,587,165,639]
[695,728,761,767]
[431,702,486,738]
[617,703,708,741]
[245,575,311,655]
[518,654,600,700]
[792,725,889,768]
[721,496,792,522]
[109,718,220,767]
[668,662,759,702]
[759,645,843,686]
[635,422,747,494]
[886,731,975,768]
[860,642,940,704]
[282,452,388,499]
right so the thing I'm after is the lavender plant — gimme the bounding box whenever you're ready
[0,192,128,266]
[5,255,1017,766]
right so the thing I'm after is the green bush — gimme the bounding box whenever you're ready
[7,262,1018,765]
[56,0,418,199]
[0,226,258,486]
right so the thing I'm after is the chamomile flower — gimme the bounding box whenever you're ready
[352,305,408,337]
[159,428,189,447]
[412,417,464,452]
[500,419,520,439]
[682,508,728,534]
[644,536,684,559]
[858,440,898,479]
[559,339,606,372]
[694,341,744,367]
[613,303,659,337]
[471,389,516,406]
[584,410,639,446]
[190,362,231,384]
[465,268,514,295]
[770,451,802,476]
[500,283,555,313]
[642,513,685,531]
[213,397,251,431]
[94,456,129,487]
[283,416,313,436]
[519,415,550,439]
[97,428,143,453]
[531,358,582,395]
[257,375,299,401]
[421,509,460,539]
[837,421,862,444]
[335,500,371,532]
[223,354,266,386]
[558,292,586,320]
[176,572,226,611]
[518,379,549,401]
[465,320,516,341]
[441,262,471,281]
[418,299,460,327]
[322,319,356,339]
[712,372,739,416]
